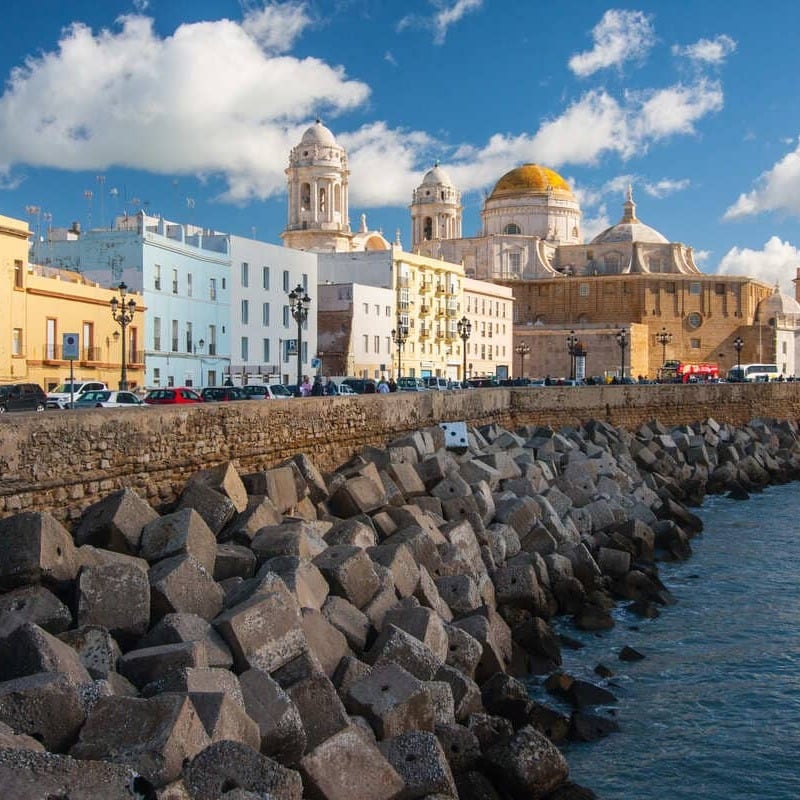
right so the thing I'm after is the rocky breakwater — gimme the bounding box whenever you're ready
[0,415,799,799]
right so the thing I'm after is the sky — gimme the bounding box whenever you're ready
[2,0,800,292]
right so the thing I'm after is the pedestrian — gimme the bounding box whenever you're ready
[377,376,390,394]
[388,377,397,392]
[300,375,312,396]
[311,375,324,396]
[323,376,336,395]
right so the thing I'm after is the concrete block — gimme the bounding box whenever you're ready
[425,680,456,726]
[380,730,457,798]
[239,667,307,763]
[431,473,473,501]
[360,562,400,630]
[138,612,233,670]
[222,494,282,545]
[300,725,405,800]
[596,546,631,577]
[415,452,457,491]
[149,554,224,623]
[140,508,217,573]
[189,691,261,749]
[471,481,496,525]
[0,622,91,684]
[213,577,306,674]
[301,607,352,677]
[434,575,482,617]
[345,662,435,740]
[176,481,238,536]
[329,474,387,517]
[285,669,352,752]
[384,527,443,577]
[141,666,245,707]
[326,518,378,549]
[322,595,371,652]
[213,541,257,582]
[184,740,303,800]
[0,585,72,634]
[187,462,249,514]
[366,624,442,681]
[251,521,329,562]
[434,722,481,775]
[434,664,483,722]
[386,462,428,498]
[58,625,122,679]
[332,655,372,699]
[74,488,159,556]
[289,452,330,504]
[118,641,208,689]
[368,543,420,599]
[313,545,381,609]
[0,511,78,592]
[77,561,151,645]
[0,672,86,752]
[264,555,330,610]
[72,694,210,788]
[382,605,448,663]
[492,564,548,612]
[465,712,514,752]
[493,496,541,537]
[442,624,482,679]
[481,673,533,728]
[414,566,453,623]
[459,459,502,490]
[482,724,569,799]
[243,463,307,513]
[453,608,513,683]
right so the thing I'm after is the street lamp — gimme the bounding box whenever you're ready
[566,330,579,381]
[656,326,672,371]
[733,336,744,381]
[515,342,531,379]
[616,327,628,381]
[457,316,472,384]
[110,282,137,390]
[391,324,408,379]
[288,283,311,390]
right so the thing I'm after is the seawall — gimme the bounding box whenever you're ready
[1,383,799,522]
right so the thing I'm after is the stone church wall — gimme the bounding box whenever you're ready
[1,384,798,523]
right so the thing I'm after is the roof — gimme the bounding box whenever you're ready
[488,164,573,200]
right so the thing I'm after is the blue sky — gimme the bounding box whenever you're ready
[2,0,800,291]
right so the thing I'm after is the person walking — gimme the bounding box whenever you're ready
[377,376,390,394]
[311,375,324,396]
[388,377,397,392]
[299,375,312,397]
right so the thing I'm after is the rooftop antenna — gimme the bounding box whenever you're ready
[96,175,106,227]
[83,190,93,230]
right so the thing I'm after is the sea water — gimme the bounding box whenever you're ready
[551,483,800,800]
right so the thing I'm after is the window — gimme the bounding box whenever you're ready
[241,337,249,360]
[241,300,249,325]
[715,282,726,295]
[375,305,380,316]
[504,223,521,235]
[262,302,270,326]
[386,336,391,353]
[579,283,590,297]
[208,325,217,356]
[13,260,23,289]
[12,328,22,355]
[363,303,369,314]
[187,273,193,297]
[172,268,178,294]
[154,265,162,291]
[186,321,193,353]
[374,335,380,353]
[153,317,161,351]
[687,312,702,329]
[209,278,217,301]
[82,322,94,359]
[263,339,270,363]
[241,262,249,287]
[171,320,179,352]
[153,368,160,387]
[301,342,308,363]
[302,274,308,292]
[283,306,290,327]
[262,266,270,290]
[283,270,290,292]
[363,335,369,353]
[690,338,701,349]
[386,306,391,317]
[690,282,701,295]
[666,282,676,294]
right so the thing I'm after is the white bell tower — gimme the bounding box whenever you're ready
[410,162,462,250]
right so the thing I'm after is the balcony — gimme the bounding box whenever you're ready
[81,346,102,363]
[446,302,460,317]
[397,276,409,288]
[435,328,445,340]
[435,306,446,318]
[419,282,431,294]
[419,303,430,315]
[435,284,445,295]
[419,326,431,339]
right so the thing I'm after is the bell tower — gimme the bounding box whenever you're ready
[410,162,462,251]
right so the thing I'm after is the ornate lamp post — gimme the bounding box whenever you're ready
[616,327,628,381]
[288,284,311,390]
[566,330,579,381]
[110,282,137,390]
[514,342,531,379]
[734,336,744,380]
[391,324,408,379]
[656,326,672,372]
[457,316,472,384]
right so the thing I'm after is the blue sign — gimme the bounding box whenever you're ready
[62,333,79,360]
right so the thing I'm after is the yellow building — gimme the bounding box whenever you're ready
[1,213,144,391]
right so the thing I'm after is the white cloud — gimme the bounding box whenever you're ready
[568,10,655,77]
[672,34,736,65]
[715,236,800,294]
[384,50,398,66]
[0,10,369,202]
[642,177,690,198]
[724,141,800,219]
[693,249,711,266]
[397,0,483,45]
[632,79,723,140]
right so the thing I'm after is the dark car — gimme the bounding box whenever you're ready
[341,378,377,394]
[200,386,247,402]
[0,383,47,413]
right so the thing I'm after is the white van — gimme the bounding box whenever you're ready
[424,376,449,391]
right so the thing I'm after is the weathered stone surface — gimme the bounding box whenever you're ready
[176,482,238,536]
[74,488,159,556]
[189,691,261,749]
[329,474,387,517]
[368,543,420,600]
[138,612,233,670]
[313,545,381,609]
[149,554,224,622]
[251,522,328,562]
[59,625,122,679]
[492,563,547,612]
[322,595,371,652]
[118,641,208,689]
[434,574,482,617]
[140,508,217,573]
[380,730,457,798]
[300,725,405,800]
[301,607,352,677]
[382,604,449,663]
[265,555,330,610]
[453,608,513,683]
[142,666,244,706]
[414,567,453,623]
[213,541,258,582]
[0,511,78,591]
[282,667,351,752]
[243,463,307,514]
[484,725,569,800]
[434,722,481,775]
[71,693,210,788]
[213,578,306,674]
[366,624,442,681]
[0,585,72,634]
[223,494,283,545]
[326,517,379,548]
[434,664,483,723]
[77,561,151,645]
[0,622,91,684]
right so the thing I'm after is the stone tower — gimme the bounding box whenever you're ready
[410,163,462,251]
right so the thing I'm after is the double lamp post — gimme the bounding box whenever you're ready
[288,284,311,389]
[110,282,137,390]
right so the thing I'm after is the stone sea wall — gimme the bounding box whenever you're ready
[1,383,799,522]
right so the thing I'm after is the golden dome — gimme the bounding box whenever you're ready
[488,164,573,199]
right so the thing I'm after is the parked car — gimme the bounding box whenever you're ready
[200,386,247,402]
[143,388,204,405]
[397,377,428,392]
[242,384,293,400]
[341,378,377,394]
[70,390,146,408]
[334,383,357,395]
[46,380,108,410]
[423,376,449,391]
[0,382,47,413]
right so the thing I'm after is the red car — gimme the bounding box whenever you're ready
[143,387,204,405]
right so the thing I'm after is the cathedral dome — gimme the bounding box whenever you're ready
[422,163,453,187]
[300,120,338,147]
[757,286,800,320]
[489,164,574,200]
[590,185,669,245]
